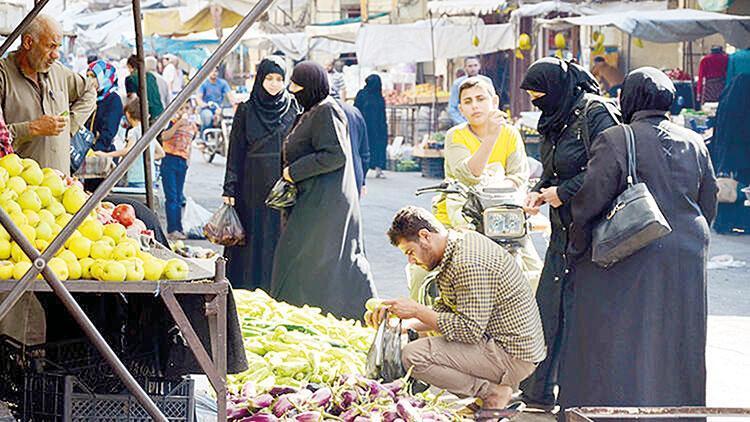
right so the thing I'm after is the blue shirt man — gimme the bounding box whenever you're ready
[448,57,494,125]
[199,68,231,132]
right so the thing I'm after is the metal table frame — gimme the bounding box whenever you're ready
[0,0,278,419]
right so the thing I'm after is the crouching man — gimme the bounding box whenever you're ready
[374,206,546,412]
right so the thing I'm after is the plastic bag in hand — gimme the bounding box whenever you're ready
[265,178,297,210]
[203,204,246,246]
[183,197,213,239]
[365,315,405,383]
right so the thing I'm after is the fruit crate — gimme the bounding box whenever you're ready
[419,157,445,179]
[21,373,195,422]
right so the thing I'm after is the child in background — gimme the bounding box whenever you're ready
[96,97,164,188]
[160,101,198,240]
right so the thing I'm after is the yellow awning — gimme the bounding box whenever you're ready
[143,6,244,36]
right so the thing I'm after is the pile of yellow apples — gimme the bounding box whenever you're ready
[0,154,189,282]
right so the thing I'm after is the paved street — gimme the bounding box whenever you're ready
[181,151,750,416]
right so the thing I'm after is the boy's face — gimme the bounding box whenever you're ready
[459,85,499,126]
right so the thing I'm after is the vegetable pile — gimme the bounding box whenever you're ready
[230,290,374,392]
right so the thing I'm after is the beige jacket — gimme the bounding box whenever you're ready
[0,53,97,174]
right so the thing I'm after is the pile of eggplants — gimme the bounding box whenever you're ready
[228,375,466,421]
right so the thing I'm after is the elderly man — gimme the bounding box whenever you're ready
[373,206,546,415]
[0,14,96,175]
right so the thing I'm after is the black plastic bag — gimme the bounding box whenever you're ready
[203,204,246,246]
[365,316,405,383]
[265,178,297,210]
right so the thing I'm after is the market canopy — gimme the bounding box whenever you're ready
[304,12,389,43]
[563,9,750,49]
[356,19,514,66]
[427,0,507,16]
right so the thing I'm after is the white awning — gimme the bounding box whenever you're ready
[427,0,506,16]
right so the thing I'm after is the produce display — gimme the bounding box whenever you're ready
[229,291,470,421]
[0,154,189,282]
[385,84,450,105]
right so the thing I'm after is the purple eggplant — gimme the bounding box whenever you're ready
[382,410,400,422]
[249,394,274,409]
[227,404,251,420]
[308,387,332,408]
[295,388,313,403]
[396,398,422,422]
[353,417,371,422]
[294,411,322,421]
[382,380,404,395]
[340,390,357,409]
[272,396,294,417]
[269,386,297,397]
[340,408,360,422]
[241,382,257,398]
[239,414,279,422]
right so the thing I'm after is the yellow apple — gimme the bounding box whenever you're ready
[100,261,126,282]
[0,154,24,177]
[98,236,116,248]
[79,257,95,279]
[23,210,40,227]
[62,186,87,214]
[163,258,189,280]
[47,257,69,281]
[68,236,91,259]
[90,259,106,280]
[42,174,65,198]
[11,242,29,262]
[20,158,38,171]
[7,176,27,195]
[21,165,43,186]
[111,242,137,261]
[0,167,9,191]
[66,258,82,280]
[103,223,127,244]
[12,261,32,280]
[124,259,145,281]
[9,211,27,227]
[0,260,13,279]
[1,200,21,215]
[0,239,10,260]
[35,186,53,207]
[56,213,73,227]
[47,200,66,217]
[58,250,78,265]
[0,225,9,241]
[35,239,49,252]
[79,219,103,241]
[90,240,114,260]
[143,258,165,281]
[38,209,55,226]
[64,230,82,248]
[17,189,41,212]
[35,222,52,241]
[19,224,36,242]
[51,223,62,237]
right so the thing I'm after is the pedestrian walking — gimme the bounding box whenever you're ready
[222,56,301,291]
[559,67,718,416]
[85,59,123,191]
[270,61,375,321]
[519,57,619,410]
[354,74,387,178]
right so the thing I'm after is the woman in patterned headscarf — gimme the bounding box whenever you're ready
[85,60,123,191]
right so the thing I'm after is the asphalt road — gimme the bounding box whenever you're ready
[181,151,750,416]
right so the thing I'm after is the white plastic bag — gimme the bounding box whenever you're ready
[183,197,212,239]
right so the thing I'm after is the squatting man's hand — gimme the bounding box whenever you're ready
[365,298,438,334]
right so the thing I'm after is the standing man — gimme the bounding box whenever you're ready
[162,54,183,97]
[198,67,232,134]
[373,206,546,415]
[448,57,494,125]
[125,55,164,123]
[591,56,624,97]
[328,60,347,100]
[0,14,96,175]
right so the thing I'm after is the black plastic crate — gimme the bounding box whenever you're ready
[21,373,194,422]
[420,156,445,179]
[0,336,27,414]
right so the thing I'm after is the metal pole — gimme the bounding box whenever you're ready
[0,0,51,56]
[133,0,155,210]
[429,11,437,135]
[0,207,169,422]
[626,34,632,73]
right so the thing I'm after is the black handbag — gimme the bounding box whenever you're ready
[265,178,297,210]
[70,110,96,174]
[591,124,672,268]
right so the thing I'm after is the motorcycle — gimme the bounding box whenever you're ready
[197,102,234,163]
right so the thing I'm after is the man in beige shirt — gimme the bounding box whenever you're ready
[0,14,96,175]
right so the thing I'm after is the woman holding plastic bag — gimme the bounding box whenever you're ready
[270,61,376,321]
[221,56,301,291]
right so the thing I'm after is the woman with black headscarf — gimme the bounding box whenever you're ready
[270,61,376,320]
[355,74,388,178]
[518,58,619,410]
[222,56,301,291]
[559,67,718,418]
[711,73,750,234]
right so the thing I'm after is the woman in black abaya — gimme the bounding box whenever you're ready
[355,75,388,178]
[223,56,301,291]
[270,61,375,320]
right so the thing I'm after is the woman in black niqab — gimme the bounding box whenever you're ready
[222,56,301,291]
[517,58,619,410]
[271,61,376,321]
[619,66,675,123]
[355,74,388,177]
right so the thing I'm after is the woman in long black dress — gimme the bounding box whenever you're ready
[223,57,300,291]
[355,74,387,178]
[271,61,375,320]
[560,67,718,419]
[519,58,619,409]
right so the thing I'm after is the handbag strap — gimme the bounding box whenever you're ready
[623,124,638,186]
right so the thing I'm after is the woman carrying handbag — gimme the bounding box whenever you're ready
[560,67,719,416]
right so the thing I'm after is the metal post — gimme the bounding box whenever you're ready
[0,0,51,56]
[133,0,155,210]
[626,34,632,73]
[428,10,437,135]
[0,208,169,422]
